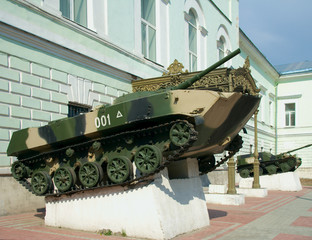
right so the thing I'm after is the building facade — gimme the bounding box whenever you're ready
[276,62,312,177]
[0,0,240,173]
[239,31,312,178]
[0,0,311,214]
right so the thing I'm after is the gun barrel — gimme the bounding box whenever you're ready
[286,144,312,154]
[171,48,241,90]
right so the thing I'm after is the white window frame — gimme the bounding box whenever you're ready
[184,0,207,71]
[187,9,198,72]
[60,0,95,30]
[269,100,273,127]
[217,36,226,66]
[141,19,156,61]
[216,25,232,67]
[285,102,296,127]
[268,93,275,127]
[134,0,169,66]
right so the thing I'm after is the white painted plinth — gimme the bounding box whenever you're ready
[205,193,245,205]
[45,168,209,240]
[208,184,227,194]
[236,188,268,197]
[239,172,302,191]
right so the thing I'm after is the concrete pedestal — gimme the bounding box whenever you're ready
[239,172,302,191]
[208,184,228,194]
[204,193,245,206]
[203,185,245,206]
[45,159,209,240]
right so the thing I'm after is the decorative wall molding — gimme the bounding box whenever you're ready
[132,58,260,96]
[278,94,302,100]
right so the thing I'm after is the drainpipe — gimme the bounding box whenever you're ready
[275,82,278,155]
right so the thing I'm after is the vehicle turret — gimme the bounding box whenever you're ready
[171,49,241,90]
[114,49,241,104]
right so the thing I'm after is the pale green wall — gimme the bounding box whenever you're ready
[107,0,135,51]
[277,77,312,128]
[0,37,131,166]
[277,76,312,167]
[0,0,163,79]
[237,47,276,156]
[168,0,186,65]
[1,0,310,174]
[167,0,239,69]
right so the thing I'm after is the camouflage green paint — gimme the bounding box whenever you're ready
[6,49,263,196]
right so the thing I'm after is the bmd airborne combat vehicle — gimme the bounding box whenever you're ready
[8,49,260,196]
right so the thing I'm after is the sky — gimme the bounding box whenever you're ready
[239,0,312,67]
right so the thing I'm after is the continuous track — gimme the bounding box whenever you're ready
[15,120,202,197]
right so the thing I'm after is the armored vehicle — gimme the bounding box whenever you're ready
[7,49,260,196]
[237,144,312,178]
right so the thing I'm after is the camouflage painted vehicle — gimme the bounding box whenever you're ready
[7,49,260,196]
[236,144,312,178]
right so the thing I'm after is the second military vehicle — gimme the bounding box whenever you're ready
[237,144,311,178]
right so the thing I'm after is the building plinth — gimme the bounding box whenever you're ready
[45,159,209,240]
[239,172,302,191]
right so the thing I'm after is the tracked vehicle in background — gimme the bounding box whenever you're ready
[7,49,260,196]
[236,144,312,178]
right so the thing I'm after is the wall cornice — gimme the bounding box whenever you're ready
[0,22,135,82]
[239,29,279,81]
[278,72,312,83]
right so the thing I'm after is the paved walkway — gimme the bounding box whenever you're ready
[0,187,311,240]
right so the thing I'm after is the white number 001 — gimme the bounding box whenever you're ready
[95,114,111,128]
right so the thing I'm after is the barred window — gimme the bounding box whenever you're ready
[68,102,91,117]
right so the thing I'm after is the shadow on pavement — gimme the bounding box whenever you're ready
[34,208,45,219]
[208,209,227,219]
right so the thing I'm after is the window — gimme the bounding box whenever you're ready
[60,0,87,27]
[141,0,156,62]
[216,26,232,67]
[285,103,296,127]
[269,100,274,126]
[188,9,197,72]
[217,37,225,62]
[184,1,207,71]
[68,102,91,117]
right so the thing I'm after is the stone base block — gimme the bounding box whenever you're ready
[239,172,302,191]
[208,184,227,194]
[236,188,268,197]
[205,193,245,206]
[45,169,209,240]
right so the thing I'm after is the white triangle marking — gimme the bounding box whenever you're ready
[116,111,123,118]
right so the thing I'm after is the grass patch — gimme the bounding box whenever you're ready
[99,229,112,236]
[98,229,127,237]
